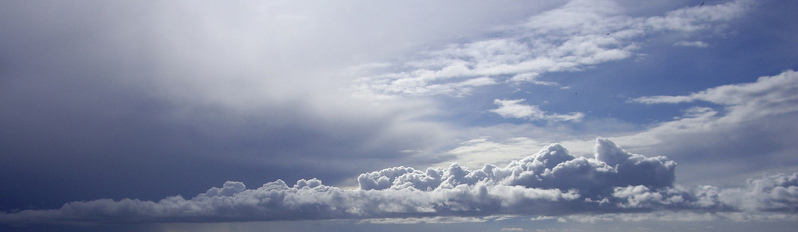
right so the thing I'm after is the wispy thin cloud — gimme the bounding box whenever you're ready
[674,40,709,47]
[490,99,584,122]
[632,69,798,120]
[353,0,753,98]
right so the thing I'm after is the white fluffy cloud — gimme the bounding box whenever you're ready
[715,173,798,212]
[435,69,798,188]
[2,138,795,226]
[353,0,753,98]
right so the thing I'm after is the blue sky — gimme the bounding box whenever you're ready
[1,0,798,231]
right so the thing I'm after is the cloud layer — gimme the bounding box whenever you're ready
[449,69,798,188]
[353,0,753,98]
[2,139,795,226]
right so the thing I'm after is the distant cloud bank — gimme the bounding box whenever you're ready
[2,138,796,225]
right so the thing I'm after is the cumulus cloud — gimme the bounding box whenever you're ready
[353,0,753,98]
[2,138,795,226]
[544,69,798,185]
[491,99,585,122]
[715,173,798,212]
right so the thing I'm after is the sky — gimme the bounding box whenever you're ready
[1,0,797,231]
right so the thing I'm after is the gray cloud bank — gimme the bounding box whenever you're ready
[2,139,795,225]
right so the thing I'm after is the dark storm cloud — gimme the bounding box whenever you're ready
[2,139,795,225]
[0,0,452,211]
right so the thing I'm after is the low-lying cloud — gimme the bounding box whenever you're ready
[2,138,796,226]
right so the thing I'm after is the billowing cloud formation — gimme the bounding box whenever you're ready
[490,99,584,122]
[714,172,798,212]
[354,0,753,97]
[2,139,795,226]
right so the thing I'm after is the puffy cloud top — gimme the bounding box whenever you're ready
[1,139,795,226]
[716,173,798,212]
[358,138,675,199]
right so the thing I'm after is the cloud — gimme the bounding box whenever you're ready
[1,0,489,209]
[353,0,753,98]
[510,69,798,186]
[645,0,754,32]
[440,137,550,169]
[673,41,709,48]
[632,69,798,121]
[602,70,798,181]
[509,73,558,86]
[490,99,585,122]
[394,68,798,193]
[358,216,488,224]
[716,173,798,212]
[3,138,795,226]
[560,210,798,224]
[501,228,525,231]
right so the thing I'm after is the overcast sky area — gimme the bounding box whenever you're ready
[2,0,798,231]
